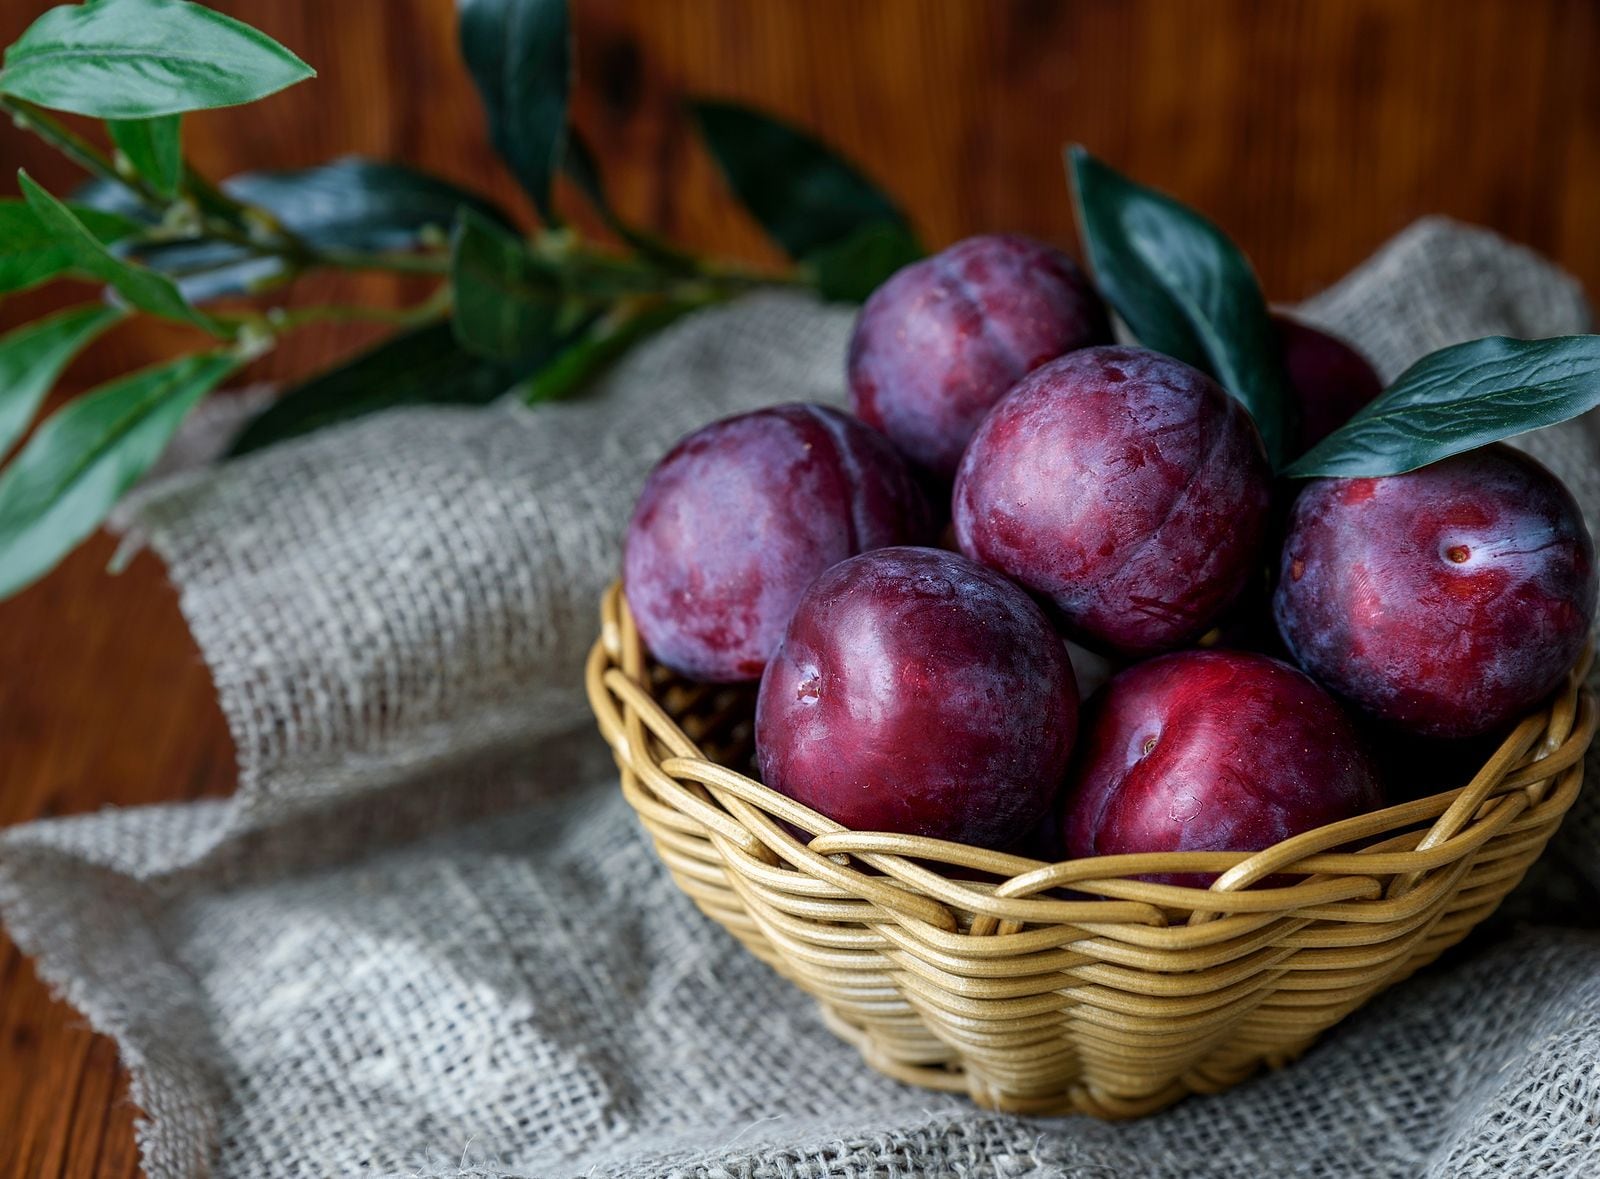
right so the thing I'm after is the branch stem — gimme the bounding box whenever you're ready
[2,96,144,201]
[261,286,453,332]
[4,95,808,311]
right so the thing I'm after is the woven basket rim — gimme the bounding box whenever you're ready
[588,580,1595,936]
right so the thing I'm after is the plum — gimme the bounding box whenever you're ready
[953,345,1272,657]
[624,404,930,682]
[1275,313,1383,450]
[1192,320,1380,655]
[1274,444,1597,738]
[1062,650,1382,886]
[756,547,1077,848]
[848,233,1112,478]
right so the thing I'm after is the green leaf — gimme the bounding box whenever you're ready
[228,322,529,455]
[449,208,561,363]
[0,0,314,118]
[223,157,515,243]
[110,238,284,304]
[692,100,917,262]
[18,170,222,333]
[803,221,923,303]
[76,158,508,302]
[1283,335,1600,479]
[458,0,570,223]
[0,197,141,294]
[1067,145,1295,468]
[0,304,124,457]
[0,351,236,599]
[107,114,182,197]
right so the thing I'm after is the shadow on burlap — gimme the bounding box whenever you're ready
[3,219,1599,1178]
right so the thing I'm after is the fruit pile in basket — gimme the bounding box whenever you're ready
[620,150,1600,875]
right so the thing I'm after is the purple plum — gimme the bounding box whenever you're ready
[756,547,1077,848]
[624,404,930,682]
[953,345,1272,657]
[1274,444,1597,738]
[1062,649,1383,886]
[848,233,1112,478]
[1275,313,1384,450]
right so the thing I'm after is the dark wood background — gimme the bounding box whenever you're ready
[3,1,1598,1175]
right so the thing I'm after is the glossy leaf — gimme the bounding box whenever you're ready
[0,197,141,294]
[224,157,514,243]
[18,171,221,333]
[0,0,314,118]
[114,239,285,304]
[449,209,561,363]
[229,322,528,455]
[692,100,916,261]
[0,304,124,457]
[1284,335,1600,478]
[107,114,182,197]
[77,158,508,302]
[1067,146,1295,467]
[458,0,570,222]
[803,221,923,303]
[0,351,237,599]
[62,176,146,221]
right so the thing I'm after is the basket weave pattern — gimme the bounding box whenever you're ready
[587,583,1595,1118]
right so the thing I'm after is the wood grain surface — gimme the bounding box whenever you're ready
[2,2,1598,1175]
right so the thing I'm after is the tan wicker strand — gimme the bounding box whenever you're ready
[586,582,1596,1117]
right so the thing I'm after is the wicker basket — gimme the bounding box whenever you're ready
[587,581,1595,1118]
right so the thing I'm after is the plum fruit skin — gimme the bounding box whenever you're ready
[1274,444,1597,739]
[952,345,1273,658]
[1275,313,1384,450]
[1061,650,1382,886]
[847,233,1112,478]
[623,404,930,682]
[755,546,1078,849]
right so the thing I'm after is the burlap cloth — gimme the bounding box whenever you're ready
[4,218,1600,1179]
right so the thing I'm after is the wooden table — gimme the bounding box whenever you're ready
[3,2,1598,1174]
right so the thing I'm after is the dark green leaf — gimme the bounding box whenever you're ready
[107,114,182,197]
[458,0,570,222]
[0,304,124,457]
[692,100,916,261]
[62,176,147,220]
[0,0,314,118]
[803,221,923,303]
[115,239,285,304]
[0,351,236,599]
[520,298,701,404]
[225,157,515,243]
[18,171,222,333]
[1067,145,1295,467]
[77,158,509,302]
[228,322,529,455]
[0,197,141,294]
[449,208,561,363]
[1283,335,1600,479]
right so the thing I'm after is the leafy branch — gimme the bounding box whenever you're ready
[0,0,920,601]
